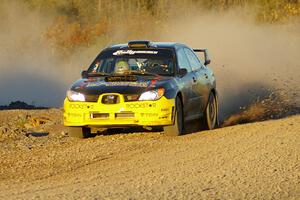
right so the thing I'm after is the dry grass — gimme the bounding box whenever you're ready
[44,16,110,54]
[26,0,298,55]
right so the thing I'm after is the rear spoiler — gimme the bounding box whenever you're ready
[193,49,211,65]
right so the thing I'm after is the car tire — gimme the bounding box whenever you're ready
[68,127,92,138]
[203,92,218,130]
[163,96,184,136]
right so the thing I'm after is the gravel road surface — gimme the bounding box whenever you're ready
[0,110,299,199]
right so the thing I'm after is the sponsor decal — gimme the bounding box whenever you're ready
[105,76,137,82]
[113,50,158,56]
[86,81,149,88]
[146,79,157,89]
[74,81,88,89]
[74,80,92,90]
[69,104,94,109]
[67,113,82,118]
[159,115,169,119]
[126,103,156,109]
[140,113,158,117]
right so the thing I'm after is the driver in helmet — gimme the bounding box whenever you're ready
[114,60,130,74]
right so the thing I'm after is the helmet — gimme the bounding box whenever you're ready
[115,60,129,74]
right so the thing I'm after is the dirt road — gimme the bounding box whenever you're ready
[0,110,299,199]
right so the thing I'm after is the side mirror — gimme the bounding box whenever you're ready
[204,59,211,66]
[81,70,88,78]
[193,49,211,66]
[178,68,187,77]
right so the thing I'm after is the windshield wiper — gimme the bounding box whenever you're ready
[129,70,158,76]
[87,71,160,77]
[87,72,110,77]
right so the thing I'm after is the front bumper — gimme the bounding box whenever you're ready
[63,94,175,127]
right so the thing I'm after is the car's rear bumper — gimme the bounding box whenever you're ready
[63,96,175,127]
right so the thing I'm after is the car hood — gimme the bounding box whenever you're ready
[71,75,173,95]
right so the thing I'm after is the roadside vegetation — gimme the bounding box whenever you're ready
[19,0,299,55]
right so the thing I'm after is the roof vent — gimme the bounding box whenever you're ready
[128,40,151,48]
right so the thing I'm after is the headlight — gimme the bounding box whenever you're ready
[67,90,86,102]
[139,88,165,101]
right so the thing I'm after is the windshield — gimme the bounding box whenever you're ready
[87,49,175,76]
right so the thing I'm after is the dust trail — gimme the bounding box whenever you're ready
[0,1,63,107]
[161,10,300,122]
[0,1,92,107]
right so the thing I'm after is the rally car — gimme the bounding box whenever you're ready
[63,41,218,137]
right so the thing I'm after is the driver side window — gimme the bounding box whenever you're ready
[184,48,203,71]
[176,48,192,72]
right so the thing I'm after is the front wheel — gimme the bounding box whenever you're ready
[68,127,92,138]
[163,96,184,136]
[203,92,218,130]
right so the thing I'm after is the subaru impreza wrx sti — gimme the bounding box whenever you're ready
[63,41,218,137]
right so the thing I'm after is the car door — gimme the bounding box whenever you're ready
[176,47,199,118]
[184,48,211,114]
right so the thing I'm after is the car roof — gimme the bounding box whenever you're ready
[107,42,185,50]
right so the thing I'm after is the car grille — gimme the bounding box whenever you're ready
[90,112,134,119]
[90,113,109,119]
[101,95,120,104]
[84,94,139,103]
[115,112,135,118]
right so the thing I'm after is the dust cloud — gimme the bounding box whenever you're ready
[161,9,300,122]
[0,1,91,107]
[0,1,61,107]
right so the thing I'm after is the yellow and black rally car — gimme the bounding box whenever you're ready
[64,41,218,137]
